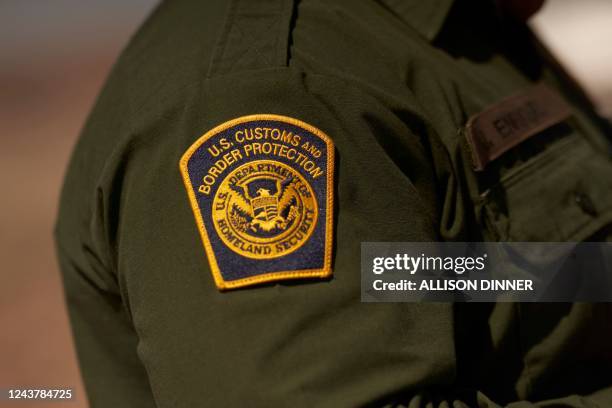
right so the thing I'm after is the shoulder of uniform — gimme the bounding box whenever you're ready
[206,0,295,77]
[109,1,227,102]
[102,0,296,115]
[57,2,231,226]
[106,0,297,82]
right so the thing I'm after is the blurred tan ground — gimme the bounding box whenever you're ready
[0,1,610,408]
[0,2,158,407]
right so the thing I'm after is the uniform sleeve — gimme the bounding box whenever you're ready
[55,53,612,407]
[54,62,157,407]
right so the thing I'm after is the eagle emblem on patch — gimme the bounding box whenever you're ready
[180,114,334,290]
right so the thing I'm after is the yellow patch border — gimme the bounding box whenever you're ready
[179,114,334,290]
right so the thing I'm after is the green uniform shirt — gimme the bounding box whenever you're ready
[55,0,612,406]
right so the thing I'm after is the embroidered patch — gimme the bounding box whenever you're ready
[465,84,572,171]
[180,114,334,290]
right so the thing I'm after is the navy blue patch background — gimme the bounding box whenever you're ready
[186,119,329,282]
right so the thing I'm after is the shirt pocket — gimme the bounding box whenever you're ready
[474,117,612,242]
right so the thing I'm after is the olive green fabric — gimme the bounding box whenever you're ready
[55,0,612,407]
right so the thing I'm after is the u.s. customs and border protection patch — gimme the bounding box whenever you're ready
[180,114,334,290]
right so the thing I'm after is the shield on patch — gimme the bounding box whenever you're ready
[179,114,334,290]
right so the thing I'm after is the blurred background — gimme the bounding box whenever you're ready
[0,1,610,407]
